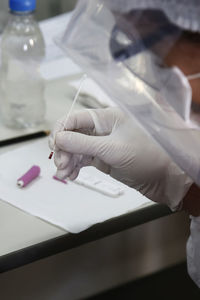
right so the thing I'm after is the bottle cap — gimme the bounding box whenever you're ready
[9,0,36,12]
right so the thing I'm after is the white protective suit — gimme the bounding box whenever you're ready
[104,2,200,287]
[50,0,200,288]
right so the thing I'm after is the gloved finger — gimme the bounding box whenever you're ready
[69,167,80,181]
[78,155,93,168]
[49,117,66,149]
[54,150,72,169]
[72,154,84,170]
[48,135,55,150]
[56,154,80,179]
[64,110,95,131]
[55,131,107,158]
[91,157,111,174]
[88,107,124,135]
[55,161,76,180]
[55,168,69,180]
[49,110,95,150]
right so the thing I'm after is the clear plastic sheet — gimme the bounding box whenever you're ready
[57,0,200,185]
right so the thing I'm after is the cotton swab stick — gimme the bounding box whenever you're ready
[49,74,87,159]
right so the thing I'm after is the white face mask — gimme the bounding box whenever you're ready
[161,66,192,122]
[161,68,200,123]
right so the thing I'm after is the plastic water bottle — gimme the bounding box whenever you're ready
[1,0,46,129]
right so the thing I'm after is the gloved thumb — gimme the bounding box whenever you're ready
[56,131,107,158]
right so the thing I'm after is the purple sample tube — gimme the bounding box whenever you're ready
[17,165,41,188]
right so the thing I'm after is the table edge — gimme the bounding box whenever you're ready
[0,203,171,273]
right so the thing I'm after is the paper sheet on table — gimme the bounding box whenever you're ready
[0,139,151,233]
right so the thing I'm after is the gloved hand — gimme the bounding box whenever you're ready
[49,107,192,210]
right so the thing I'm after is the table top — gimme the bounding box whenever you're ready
[0,13,172,273]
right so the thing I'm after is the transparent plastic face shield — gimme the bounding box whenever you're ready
[57,0,200,185]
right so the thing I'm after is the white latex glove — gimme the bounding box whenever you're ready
[49,107,192,210]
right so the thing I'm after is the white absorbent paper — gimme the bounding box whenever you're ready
[0,139,151,233]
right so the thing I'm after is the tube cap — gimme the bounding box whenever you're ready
[9,0,36,12]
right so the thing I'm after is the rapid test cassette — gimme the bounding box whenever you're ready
[75,172,124,197]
